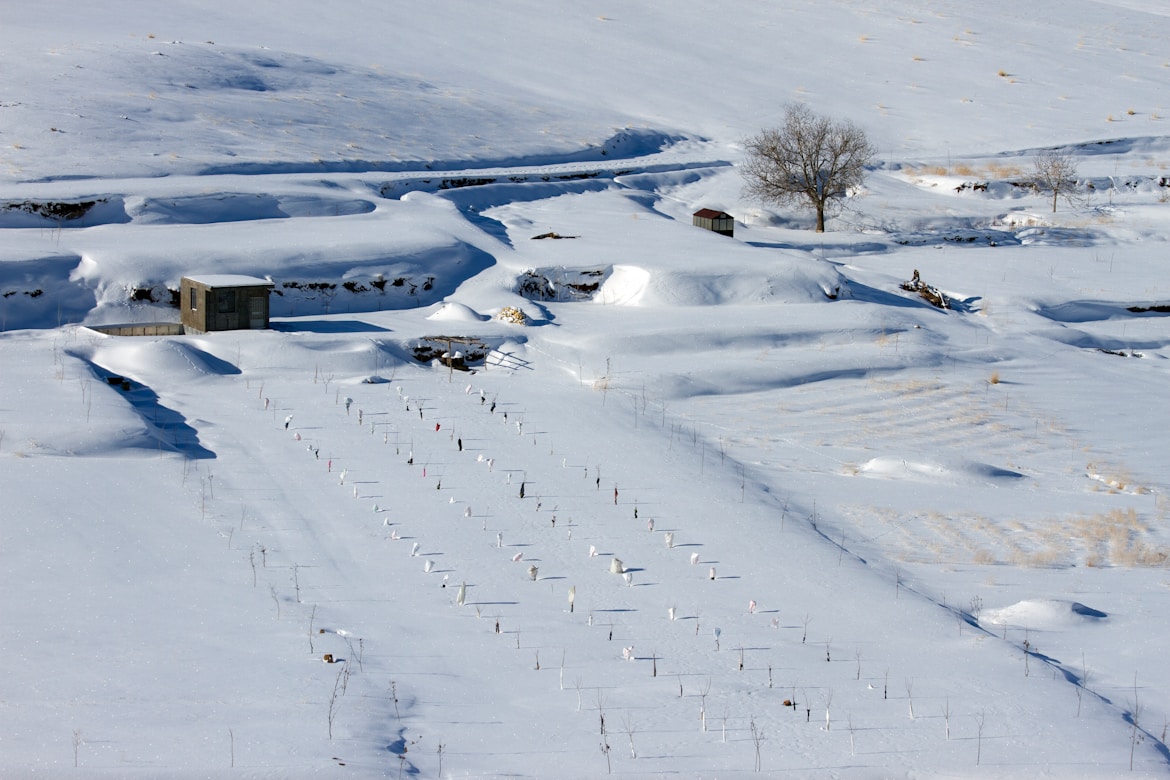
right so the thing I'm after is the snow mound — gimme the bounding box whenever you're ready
[92,338,241,383]
[592,264,649,306]
[427,301,487,322]
[856,457,1024,484]
[982,599,1108,629]
[124,193,375,225]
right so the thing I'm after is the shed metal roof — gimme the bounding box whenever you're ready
[693,208,732,220]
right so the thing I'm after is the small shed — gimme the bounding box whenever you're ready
[180,274,274,334]
[692,208,735,237]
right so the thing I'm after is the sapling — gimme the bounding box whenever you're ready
[749,715,764,772]
[975,710,985,766]
[568,586,576,612]
[699,678,711,732]
[457,582,466,606]
[327,664,344,739]
[72,728,82,767]
[622,713,637,758]
[824,688,834,730]
[906,679,915,719]
[308,605,317,653]
[1130,673,1144,771]
[1077,652,1088,718]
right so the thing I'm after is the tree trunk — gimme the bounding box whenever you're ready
[815,203,826,232]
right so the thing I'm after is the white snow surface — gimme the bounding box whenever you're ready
[2,2,1170,778]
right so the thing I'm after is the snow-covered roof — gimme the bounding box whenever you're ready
[182,274,273,288]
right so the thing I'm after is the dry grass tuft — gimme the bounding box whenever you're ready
[972,549,997,565]
[984,163,1025,178]
[1069,508,1170,567]
[988,371,1000,385]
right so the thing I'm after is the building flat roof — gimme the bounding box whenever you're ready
[183,274,273,288]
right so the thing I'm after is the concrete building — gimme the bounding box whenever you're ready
[180,274,273,334]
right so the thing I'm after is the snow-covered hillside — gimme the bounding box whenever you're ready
[2,2,1168,777]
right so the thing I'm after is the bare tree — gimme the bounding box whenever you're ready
[742,103,875,232]
[327,664,345,739]
[1032,150,1080,213]
[622,713,637,758]
[975,710,986,766]
[1130,674,1145,771]
[749,715,765,772]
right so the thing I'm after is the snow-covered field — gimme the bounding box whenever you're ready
[2,2,1169,777]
